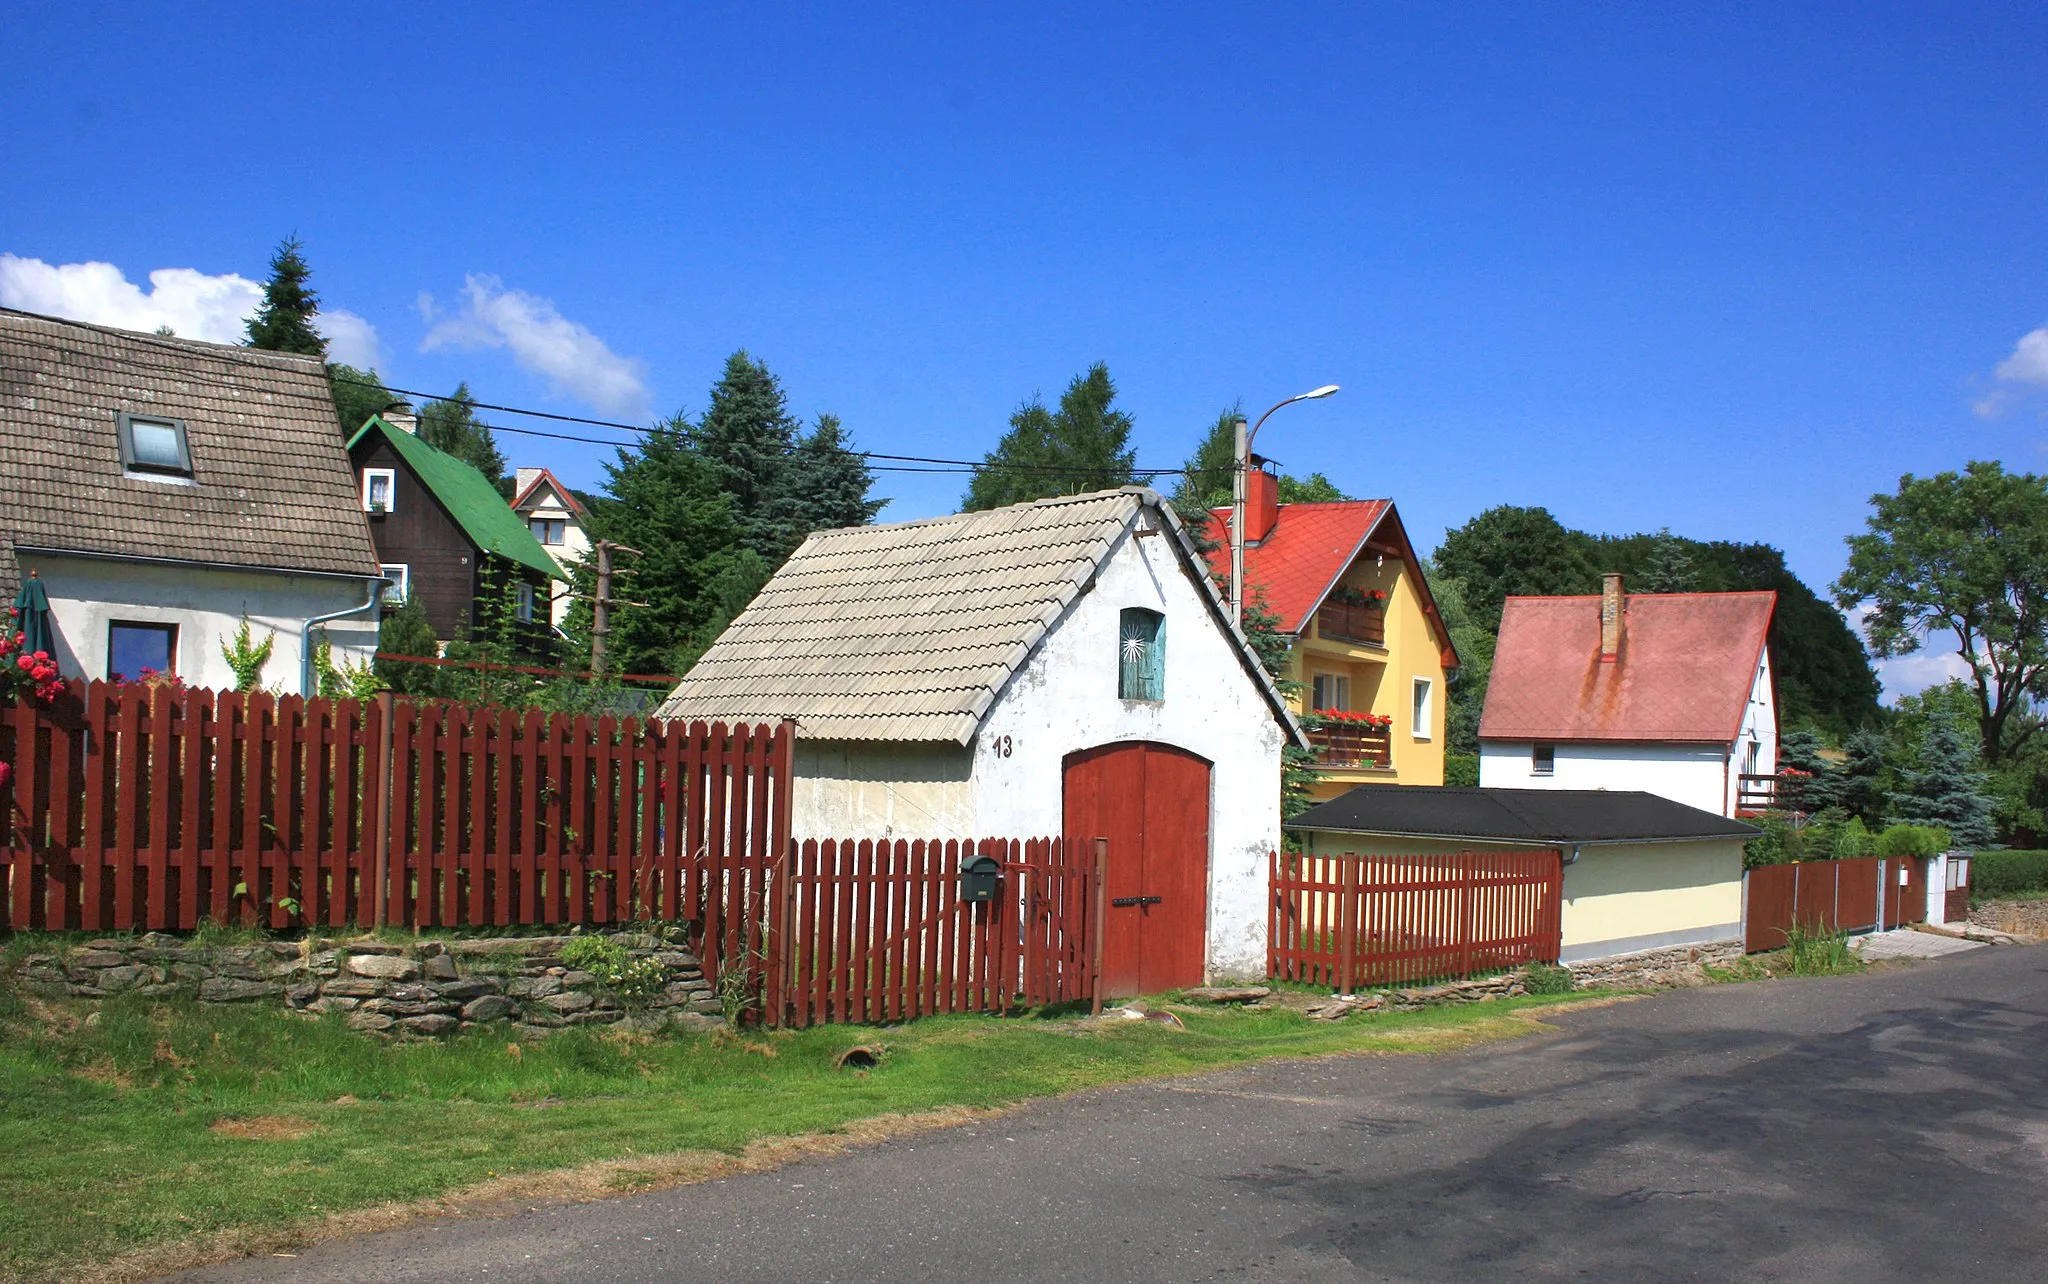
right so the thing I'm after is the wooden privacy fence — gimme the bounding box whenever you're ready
[1742,855,1923,952]
[775,837,1098,1028]
[1269,848,1563,989]
[0,685,792,984]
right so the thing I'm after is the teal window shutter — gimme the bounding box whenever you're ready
[1118,608,1164,701]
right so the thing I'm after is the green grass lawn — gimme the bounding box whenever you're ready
[0,984,1595,1282]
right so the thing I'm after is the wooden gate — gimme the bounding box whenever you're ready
[1268,848,1563,989]
[1062,742,1211,997]
[776,836,1097,1027]
[1742,856,1923,952]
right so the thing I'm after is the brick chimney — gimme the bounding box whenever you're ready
[1600,573,1625,661]
[1246,465,1279,544]
[383,408,419,435]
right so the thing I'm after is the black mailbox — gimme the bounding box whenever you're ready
[959,853,1002,903]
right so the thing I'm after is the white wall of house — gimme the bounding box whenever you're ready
[513,474,590,629]
[785,508,1288,981]
[1479,740,1731,815]
[1297,829,1745,963]
[1723,650,1778,816]
[27,552,380,695]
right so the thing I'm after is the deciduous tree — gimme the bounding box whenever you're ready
[1433,506,1596,633]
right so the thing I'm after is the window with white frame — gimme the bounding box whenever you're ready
[1532,743,1555,775]
[361,468,396,513]
[529,518,567,546]
[1743,740,1760,775]
[515,582,536,624]
[117,412,194,478]
[379,564,410,606]
[1411,677,1433,738]
[1311,673,1350,712]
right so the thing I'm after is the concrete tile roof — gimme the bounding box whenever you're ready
[1288,784,1759,844]
[1479,591,1778,744]
[0,307,379,595]
[656,487,1305,745]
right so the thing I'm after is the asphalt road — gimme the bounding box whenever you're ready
[175,946,2048,1283]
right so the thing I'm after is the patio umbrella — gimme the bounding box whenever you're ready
[13,569,51,658]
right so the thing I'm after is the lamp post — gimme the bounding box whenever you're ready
[1232,385,1339,627]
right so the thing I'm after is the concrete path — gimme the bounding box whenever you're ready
[1850,927,1987,960]
[170,945,2048,1284]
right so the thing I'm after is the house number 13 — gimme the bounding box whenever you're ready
[990,735,1013,758]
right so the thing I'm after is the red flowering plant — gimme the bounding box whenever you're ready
[0,627,64,704]
[1300,708,1394,730]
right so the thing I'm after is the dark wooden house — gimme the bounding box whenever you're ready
[347,415,565,645]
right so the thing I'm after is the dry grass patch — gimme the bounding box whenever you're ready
[207,1116,319,1142]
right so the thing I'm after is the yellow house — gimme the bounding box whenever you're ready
[1203,472,1459,800]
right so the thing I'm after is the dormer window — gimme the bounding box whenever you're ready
[362,468,396,514]
[117,412,193,478]
[1118,608,1164,701]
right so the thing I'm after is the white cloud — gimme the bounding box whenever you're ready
[0,253,381,365]
[1874,649,1972,704]
[1975,323,2048,417]
[419,274,649,420]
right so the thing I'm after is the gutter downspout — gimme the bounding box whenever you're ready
[300,576,388,696]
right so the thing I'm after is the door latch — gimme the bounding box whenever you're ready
[1111,895,1164,908]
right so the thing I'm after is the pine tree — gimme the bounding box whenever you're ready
[783,413,886,533]
[695,351,806,561]
[1888,712,1997,848]
[417,383,508,488]
[963,363,1136,511]
[1170,407,1240,517]
[1775,727,1842,812]
[587,418,746,677]
[329,364,397,437]
[1635,526,1702,593]
[1839,727,1890,827]
[244,236,327,356]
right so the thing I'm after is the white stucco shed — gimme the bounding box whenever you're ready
[656,488,1306,983]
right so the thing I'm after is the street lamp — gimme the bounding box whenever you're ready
[1232,385,1340,627]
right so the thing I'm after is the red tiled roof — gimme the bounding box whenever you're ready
[1194,499,1458,667]
[1479,591,1777,744]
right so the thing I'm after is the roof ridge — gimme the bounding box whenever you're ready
[0,306,325,367]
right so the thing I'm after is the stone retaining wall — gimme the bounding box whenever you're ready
[1564,939,1742,990]
[9,931,726,1038]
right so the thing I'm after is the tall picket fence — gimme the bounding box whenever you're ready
[0,684,792,986]
[1269,848,1563,989]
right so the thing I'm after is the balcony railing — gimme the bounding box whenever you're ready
[1315,600,1386,647]
[1304,719,1393,769]
[1737,772,1812,815]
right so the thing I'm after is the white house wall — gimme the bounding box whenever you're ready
[1479,740,1731,815]
[28,552,379,695]
[1724,648,1778,816]
[786,508,1286,983]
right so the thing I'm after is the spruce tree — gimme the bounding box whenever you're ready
[963,363,1136,511]
[783,413,886,533]
[1888,712,1997,848]
[1838,727,1890,827]
[695,351,806,561]
[1170,407,1240,517]
[1775,727,1842,812]
[244,236,328,356]
[1636,527,1702,593]
[417,383,508,488]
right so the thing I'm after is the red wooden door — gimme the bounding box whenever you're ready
[1062,741,1211,997]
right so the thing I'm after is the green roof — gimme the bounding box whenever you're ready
[348,416,565,581]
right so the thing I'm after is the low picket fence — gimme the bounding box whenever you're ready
[1269,848,1564,989]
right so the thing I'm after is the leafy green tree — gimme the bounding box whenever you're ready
[1888,710,1997,848]
[1433,505,1596,633]
[783,413,886,533]
[374,595,445,698]
[1634,527,1701,593]
[244,236,327,356]
[328,364,397,437]
[964,363,1136,511]
[586,418,746,677]
[1424,563,1495,757]
[1277,472,1351,503]
[1836,461,2048,763]
[418,383,508,489]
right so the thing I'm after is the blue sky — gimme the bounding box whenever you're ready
[5,4,2046,697]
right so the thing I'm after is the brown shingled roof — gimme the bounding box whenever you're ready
[1478,591,1776,744]
[0,308,379,595]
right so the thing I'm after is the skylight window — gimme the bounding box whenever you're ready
[117,413,193,478]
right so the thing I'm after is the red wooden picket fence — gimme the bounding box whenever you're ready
[775,837,1098,1028]
[1741,855,1923,952]
[0,684,792,989]
[1268,848,1564,989]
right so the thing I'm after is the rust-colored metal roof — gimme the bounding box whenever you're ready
[1479,591,1776,744]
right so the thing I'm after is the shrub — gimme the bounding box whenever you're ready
[1875,823,1950,859]
[1443,753,1479,787]
[558,934,668,1004]
[1743,814,1802,868]
[1522,963,1575,995]
[1972,850,2048,899]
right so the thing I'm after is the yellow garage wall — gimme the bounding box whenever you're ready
[1297,830,1745,962]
